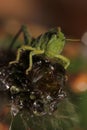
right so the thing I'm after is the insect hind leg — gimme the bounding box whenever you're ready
[9,25,32,50]
[21,25,32,45]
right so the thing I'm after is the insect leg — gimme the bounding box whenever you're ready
[26,49,44,74]
[9,25,32,50]
[22,25,32,45]
[9,27,23,50]
[55,55,70,69]
[9,45,36,65]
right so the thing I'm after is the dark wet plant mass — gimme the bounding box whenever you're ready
[0,48,79,130]
[0,50,67,116]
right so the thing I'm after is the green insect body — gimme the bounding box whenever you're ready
[35,29,65,57]
[9,25,71,74]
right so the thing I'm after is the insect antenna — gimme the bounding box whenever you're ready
[66,38,81,42]
[58,27,61,32]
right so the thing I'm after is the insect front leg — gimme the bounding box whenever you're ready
[9,45,36,65]
[26,49,44,74]
[55,55,70,69]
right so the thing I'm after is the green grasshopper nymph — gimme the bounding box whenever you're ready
[9,25,80,74]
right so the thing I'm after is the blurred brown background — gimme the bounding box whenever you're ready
[0,0,87,38]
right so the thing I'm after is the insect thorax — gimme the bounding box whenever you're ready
[44,37,65,58]
[31,28,66,59]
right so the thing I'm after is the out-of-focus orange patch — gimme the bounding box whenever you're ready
[63,42,81,58]
[70,73,87,93]
[0,106,10,117]
[0,123,9,130]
